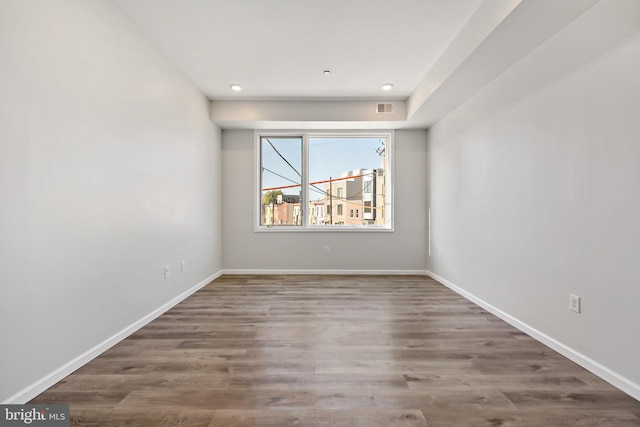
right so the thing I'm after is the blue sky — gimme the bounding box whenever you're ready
[261,137,385,197]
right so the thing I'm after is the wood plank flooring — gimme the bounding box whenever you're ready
[31,275,640,426]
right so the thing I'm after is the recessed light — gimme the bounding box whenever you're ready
[382,83,394,91]
[230,84,243,92]
[323,70,331,75]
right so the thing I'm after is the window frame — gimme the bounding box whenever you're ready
[255,130,394,232]
[363,181,372,195]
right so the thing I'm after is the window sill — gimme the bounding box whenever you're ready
[254,225,394,233]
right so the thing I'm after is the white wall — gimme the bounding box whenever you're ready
[427,2,640,398]
[222,129,428,273]
[0,0,222,402]
[211,100,408,130]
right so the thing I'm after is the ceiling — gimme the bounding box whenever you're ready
[113,0,483,101]
[112,0,602,129]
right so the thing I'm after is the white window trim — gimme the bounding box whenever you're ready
[254,130,394,232]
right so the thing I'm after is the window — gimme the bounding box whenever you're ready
[259,136,302,226]
[257,132,392,231]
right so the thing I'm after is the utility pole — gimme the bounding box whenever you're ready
[372,168,377,221]
[329,176,333,225]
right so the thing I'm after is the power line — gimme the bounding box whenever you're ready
[264,137,327,196]
[262,139,386,215]
[265,137,340,197]
[262,167,300,187]
[265,138,301,178]
[262,171,378,201]
[262,138,375,154]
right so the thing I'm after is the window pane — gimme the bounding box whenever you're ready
[261,137,302,226]
[257,133,391,230]
[308,137,386,226]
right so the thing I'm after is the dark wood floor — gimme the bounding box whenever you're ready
[31,275,640,426]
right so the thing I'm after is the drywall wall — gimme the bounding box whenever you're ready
[210,100,408,130]
[427,1,640,398]
[222,129,428,272]
[0,0,222,402]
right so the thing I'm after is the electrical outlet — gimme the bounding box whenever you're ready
[323,246,330,255]
[180,260,185,272]
[164,267,170,279]
[569,294,581,313]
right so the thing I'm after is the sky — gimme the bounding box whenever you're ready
[261,137,386,198]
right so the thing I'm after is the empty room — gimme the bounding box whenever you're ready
[1,0,639,425]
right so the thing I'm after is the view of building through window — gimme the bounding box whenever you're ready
[259,134,390,228]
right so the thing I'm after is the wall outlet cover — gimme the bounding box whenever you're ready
[569,294,581,313]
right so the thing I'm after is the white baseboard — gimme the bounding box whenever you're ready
[13,269,636,403]
[426,270,640,402]
[221,269,428,276]
[3,270,223,404]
